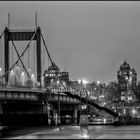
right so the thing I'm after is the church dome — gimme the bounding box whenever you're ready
[120,60,130,69]
[48,62,60,71]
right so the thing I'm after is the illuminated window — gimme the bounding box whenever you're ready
[121,96,125,100]
[128,96,132,100]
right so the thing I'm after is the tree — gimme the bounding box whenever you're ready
[106,81,120,101]
[135,81,140,102]
[106,81,121,111]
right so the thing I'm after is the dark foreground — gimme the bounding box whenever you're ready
[1,125,140,139]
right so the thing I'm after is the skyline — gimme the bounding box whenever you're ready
[0,1,140,83]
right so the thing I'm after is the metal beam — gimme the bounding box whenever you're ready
[4,27,9,84]
[36,27,41,85]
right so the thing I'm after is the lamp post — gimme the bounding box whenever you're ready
[83,80,88,115]
[97,80,100,102]
[132,108,136,118]
[58,91,61,130]
[57,79,61,131]
[78,80,82,120]
[78,79,89,128]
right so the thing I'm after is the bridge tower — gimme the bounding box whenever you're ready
[4,15,42,84]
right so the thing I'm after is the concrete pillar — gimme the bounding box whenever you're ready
[53,110,58,126]
[51,110,56,126]
[53,111,58,126]
[36,27,41,85]
[47,103,51,125]
[4,27,9,84]
[73,108,78,125]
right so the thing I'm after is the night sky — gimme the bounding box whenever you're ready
[0,1,140,83]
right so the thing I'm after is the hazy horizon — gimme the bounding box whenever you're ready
[0,1,140,84]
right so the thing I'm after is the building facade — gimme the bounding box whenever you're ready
[117,60,137,103]
[43,62,69,88]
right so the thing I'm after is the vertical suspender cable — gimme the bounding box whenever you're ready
[33,41,35,75]
[0,37,2,67]
[23,49,25,72]
[28,44,30,69]
[43,42,45,72]
[12,42,13,67]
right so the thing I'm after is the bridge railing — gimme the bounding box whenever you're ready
[9,29,36,32]
[0,84,47,92]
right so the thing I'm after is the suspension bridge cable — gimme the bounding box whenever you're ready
[0,29,37,79]
[11,41,30,79]
[0,37,2,67]
[41,32,84,93]
[0,30,4,68]
[41,32,66,90]
[0,30,4,40]
[40,33,53,65]
[41,31,118,117]
[43,41,45,73]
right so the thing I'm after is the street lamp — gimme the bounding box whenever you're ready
[82,79,88,115]
[132,108,136,117]
[78,79,88,114]
[78,80,82,121]
[97,80,100,85]
[78,79,89,127]
[57,79,61,131]
[97,80,100,101]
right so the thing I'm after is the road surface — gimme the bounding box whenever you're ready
[2,125,140,139]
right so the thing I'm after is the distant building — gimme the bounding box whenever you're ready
[43,62,69,88]
[117,60,137,103]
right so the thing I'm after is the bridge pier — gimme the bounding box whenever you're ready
[52,110,58,126]
[47,103,51,125]
[73,108,78,125]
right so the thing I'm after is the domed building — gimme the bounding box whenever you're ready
[43,62,69,88]
[117,60,137,103]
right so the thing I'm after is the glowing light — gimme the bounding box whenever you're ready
[124,108,126,115]
[97,80,100,85]
[57,80,60,85]
[63,81,66,87]
[31,73,36,83]
[82,79,88,85]
[10,70,14,75]
[81,105,87,109]
[103,118,106,123]
[20,72,26,86]
[41,76,44,87]
[78,80,81,84]
[14,65,21,84]
[21,72,24,76]
[129,77,132,82]
[81,133,89,139]
[14,65,20,72]
[9,70,15,85]
[132,108,136,115]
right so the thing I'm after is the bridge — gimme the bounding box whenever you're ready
[0,14,118,126]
